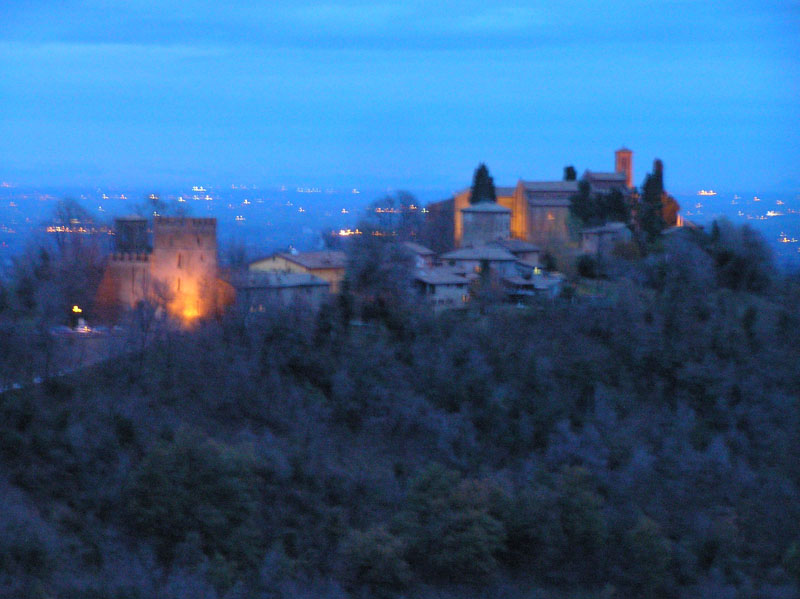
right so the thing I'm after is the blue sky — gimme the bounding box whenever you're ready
[1,1,798,193]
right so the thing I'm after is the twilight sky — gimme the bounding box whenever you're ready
[1,1,798,193]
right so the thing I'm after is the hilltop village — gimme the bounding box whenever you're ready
[93,148,685,325]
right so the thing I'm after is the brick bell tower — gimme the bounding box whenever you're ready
[615,147,633,188]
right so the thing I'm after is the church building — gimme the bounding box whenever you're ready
[453,148,634,247]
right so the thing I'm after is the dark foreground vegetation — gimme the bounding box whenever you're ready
[1,222,800,598]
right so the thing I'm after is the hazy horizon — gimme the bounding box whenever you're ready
[2,1,799,192]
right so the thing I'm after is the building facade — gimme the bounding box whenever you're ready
[460,202,512,246]
[150,217,219,321]
[233,272,330,314]
[581,222,633,257]
[97,216,225,324]
[249,251,347,293]
[452,148,634,247]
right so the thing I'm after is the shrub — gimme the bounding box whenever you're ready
[710,220,773,292]
[395,464,506,583]
[123,431,263,571]
[576,254,599,278]
[339,526,411,596]
[620,516,674,598]
[555,467,608,577]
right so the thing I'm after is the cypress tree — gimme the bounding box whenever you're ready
[470,163,497,204]
[569,179,596,225]
[639,159,667,242]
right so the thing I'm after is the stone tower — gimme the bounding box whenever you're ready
[97,216,226,325]
[615,147,633,188]
[150,217,218,321]
[113,216,149,253]
[96,217,151,319]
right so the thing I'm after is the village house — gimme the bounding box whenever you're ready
[439,246,519,277]
[232,271,330,314]
[488,238,541,266]
[581,222,633,258]
[249,250,347,293]
[503,272,565,302]
[412,268,472,311]
[401,241,436,268]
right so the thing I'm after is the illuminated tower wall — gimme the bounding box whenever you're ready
[151,217,218,321]
[615,148,633,188]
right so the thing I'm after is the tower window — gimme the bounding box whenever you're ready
[177,253,182,268]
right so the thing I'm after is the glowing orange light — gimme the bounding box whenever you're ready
[72,305,82,313]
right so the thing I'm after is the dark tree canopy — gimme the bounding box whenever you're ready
[662,192,680,227]
[638,159,668,242]
[568,180,631,228]
[564,166,577,181]
[602,188,631,224]
[418,199,455,254]
[569,179,594,225]
[470,163,497,205]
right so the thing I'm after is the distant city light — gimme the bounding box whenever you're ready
[337,228,362,236]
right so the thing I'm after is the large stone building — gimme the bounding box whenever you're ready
[150,217,219,321]
[101,216,151,311]
[452,148,634,247]
[97,216,228,324]
[460,201,512,246]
